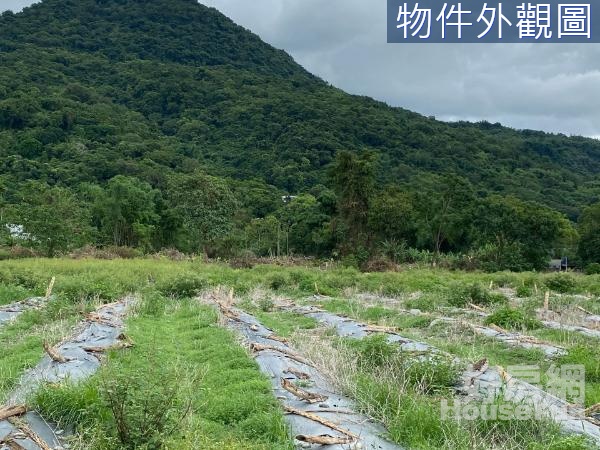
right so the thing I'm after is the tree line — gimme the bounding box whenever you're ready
[2,151,599,273]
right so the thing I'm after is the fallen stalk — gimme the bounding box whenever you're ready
[284,405,359,440]
[0,405,27,421]
[281,378,328,404]
[250,342,314,367]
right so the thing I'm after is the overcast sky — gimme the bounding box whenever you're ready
[4,0,600,137]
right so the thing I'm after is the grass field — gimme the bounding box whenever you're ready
[1,258,600,449]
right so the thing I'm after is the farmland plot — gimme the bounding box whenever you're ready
[0,259,599,449]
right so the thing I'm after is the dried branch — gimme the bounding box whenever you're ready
[0,405,27,421]
[296,434,355,445]
[43,341,70,363]
[281,378,328,404]
[284,367,310,380]
[250,343,313,366]
[284,405,359,440]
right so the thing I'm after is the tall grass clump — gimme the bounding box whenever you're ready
[447,283,507,307]
[484,307,542,331]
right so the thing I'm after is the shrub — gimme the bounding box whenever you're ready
[56,277,123,302]
[229,257,254,269]
[558,345,600,383]
[257,297,274,312]
[138,292,167,317]
[405,293,440,312]
[100,365,193,449]
[156,274,207,298]
[153,248,187,261]
[266,273,290,291]
[484,307,542,330]
[0,248,10,260]
[355,334,397,368]
[363,257,396,273]
[515,284,533,297]
[9,245,38,258]
[585,263,600,275]
[352,336,461,393]
[544,273,577,293]
[403,356,462,394]
[447,283,507,307]
[105,246,142,259]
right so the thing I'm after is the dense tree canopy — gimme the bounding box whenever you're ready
[0,0,597,270]
[578,203,600,267]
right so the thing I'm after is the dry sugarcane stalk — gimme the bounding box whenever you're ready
[45,277,56,299]
[43,341,70,363]
[117,332,134,345]
[7,417,53,450]
[250,343,313,366]
[472,358,488,372]
[281,378,328,404]
[488,323,510,334]
[218,303,240,321]
[585,415,600,426]
[296,434,355,445]
[497,365,511,383]
[544,291,550,311]
[584,403,600,416]
[86,312,115,326]
[284,405,360,440]
[83,340,134,353]
[577,305,594,316]
[517,336,564,349]
[0,437,27,450]
[364,324,401,335]
[469,303,487,313]
[268,334,289,344]
[284,367,310,380]
[0,405,27,421]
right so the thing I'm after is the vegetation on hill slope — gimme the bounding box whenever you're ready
[0,0,599,269]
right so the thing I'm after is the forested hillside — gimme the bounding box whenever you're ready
[0,0,599,270]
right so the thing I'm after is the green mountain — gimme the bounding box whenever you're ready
[0,0,598,265]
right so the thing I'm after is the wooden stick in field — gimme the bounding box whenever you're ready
[7,417,53,450]
[45,277,56,299]
[0,405,27,421]
[250,343,313,366]
[296,434,355,445]
[281,378,328,404]
[43,341,70,363]
[284,405,359,440]
[577,305,594,316]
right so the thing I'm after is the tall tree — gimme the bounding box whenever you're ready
[369,187,416,247]
[578,202,600,265]
[277,194,331,256]
[167,172,238,253]
[414,174,474,256]
[329,151,377,254]
[472,195,573,270]
[94,176,159,249]
[8,181,91,256]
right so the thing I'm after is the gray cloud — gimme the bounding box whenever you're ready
[4,0,600,137]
